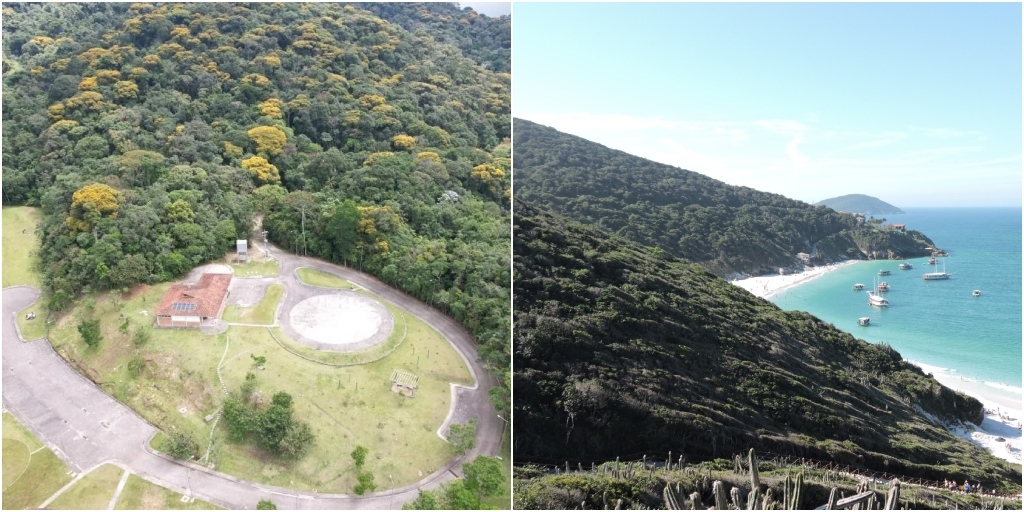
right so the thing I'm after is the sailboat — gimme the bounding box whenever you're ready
[867,289,889,307]
[867,276,890,307]
[923,258,952,280]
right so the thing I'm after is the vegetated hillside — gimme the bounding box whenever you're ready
[814,194,905,215]
[512,202,1021,489]
[513,119,934,276]
[352,3,510,73]
[1,3,510,375]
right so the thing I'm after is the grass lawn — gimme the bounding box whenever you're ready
[16,300,48,341]
[48,463,124,509]
[229,259,279,278]
[296,267,356,289]
[2,206,41,288]
[47,281,472,493]
[114,474,220,510]
[2,412,72,509]
[222,284,283,325]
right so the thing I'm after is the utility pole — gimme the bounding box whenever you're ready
[301,206,306,257]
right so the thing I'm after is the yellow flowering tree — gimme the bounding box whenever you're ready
[247,125,287,156]
[241,156,281,185]
[391,134,415,150]
[259,98,284,119]
[66,183,122,233]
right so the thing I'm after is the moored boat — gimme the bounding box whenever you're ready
[878,269,891,276]
[923,259,952,280]
[973,290,981,297]
[877,281,890,292]
[899,262,913,270]
[853,283,864,290]
[858,317,870,326]
[867,290,889,307]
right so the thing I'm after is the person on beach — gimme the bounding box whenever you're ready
[963,481,970,493]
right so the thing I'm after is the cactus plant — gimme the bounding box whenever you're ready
[730,486,744,509]
[761,488,775,510]
[713,481,729,511]
[664,483,684,510]
[688,492,702,510]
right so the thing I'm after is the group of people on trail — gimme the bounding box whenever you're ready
[944,479,983,494]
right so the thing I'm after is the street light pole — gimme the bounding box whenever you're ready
[497,415,508,445]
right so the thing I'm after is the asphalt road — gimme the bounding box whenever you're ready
[2,249,501,509]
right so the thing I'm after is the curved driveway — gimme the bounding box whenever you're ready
[2,248,501,509]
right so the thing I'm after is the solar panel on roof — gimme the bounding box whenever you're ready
[172,302,196,311]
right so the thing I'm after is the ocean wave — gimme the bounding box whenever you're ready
[984,381,1024,394]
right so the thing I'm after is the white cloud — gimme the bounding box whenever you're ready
[786,133,809,168]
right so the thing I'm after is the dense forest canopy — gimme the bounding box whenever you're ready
[512,203,1020,489]
[2,2,510,375]
[513,119,933,276]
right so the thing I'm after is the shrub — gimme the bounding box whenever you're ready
[77,318,101,348]
[163,431,198,460]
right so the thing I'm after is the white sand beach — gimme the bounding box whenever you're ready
[729,260,859,299]
[731,264,1023,467]
[911,361,1023,466]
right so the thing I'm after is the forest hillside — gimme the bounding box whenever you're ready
[513,202,1021,490]
[2,2,510,376]
[513,119,934,277]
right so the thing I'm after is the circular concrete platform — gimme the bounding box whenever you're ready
[287,292,393,351]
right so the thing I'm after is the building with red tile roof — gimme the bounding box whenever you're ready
[154,273,232,328]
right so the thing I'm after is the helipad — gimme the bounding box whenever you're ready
[288,292,394,351]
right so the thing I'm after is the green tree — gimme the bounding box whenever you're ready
[442,480,479,509]
[354,471,376,495]
[447,419,477,455]
[256,499,277,510]
[133,327,150,346]
[402,489,441,509]
[279,422,315,459]
[462,456,504,498]
[351,445,368,468]
[77,318,101,348]
[325,200,360,265]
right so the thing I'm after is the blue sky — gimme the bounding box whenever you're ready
[513,3,1022,207]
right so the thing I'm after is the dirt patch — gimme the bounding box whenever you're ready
[121,284,150,300]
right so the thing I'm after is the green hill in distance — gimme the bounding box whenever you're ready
[814,194,906,215]
[513,202,1021,492]
[513,119,933,277]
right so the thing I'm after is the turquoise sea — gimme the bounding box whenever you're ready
[771,208,1022,401]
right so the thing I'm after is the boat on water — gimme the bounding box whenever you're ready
[878,269,891,276]
[877,281,890,292]
[867,290,889,307]
[858,317,870,326]
[899,262,913,270]
[973,290,981,297]
[923,258,952,280]
[853,283,865,290]
[928,257,937,265]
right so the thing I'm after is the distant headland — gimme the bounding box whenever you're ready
[815,194,905,215]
